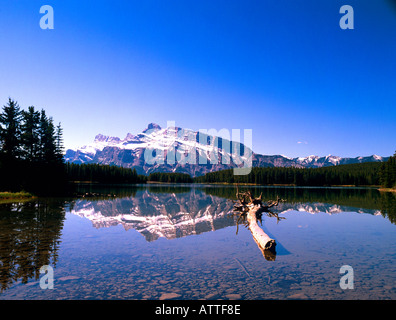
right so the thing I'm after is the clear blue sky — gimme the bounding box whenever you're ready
[0,0,395,158]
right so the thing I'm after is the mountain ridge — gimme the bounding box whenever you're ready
[65,123,388,176]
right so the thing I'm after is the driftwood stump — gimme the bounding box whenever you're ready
[232,186,285,259]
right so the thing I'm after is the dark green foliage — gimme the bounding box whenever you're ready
[148,172,193,183]
[66,163,147,184]
[194,162,384,186]
[20,106,40,162]
[55,123,64,164]
[379,151,396,188]
[0,99,66,195]
[0,98,22,159]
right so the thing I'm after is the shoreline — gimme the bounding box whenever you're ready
[150,181,388,190]
[0,192,36,203]
[1,184,393,201]
[378,188,396,193]
[0,192,35,200]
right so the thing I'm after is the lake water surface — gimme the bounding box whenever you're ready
[0,185,395,300]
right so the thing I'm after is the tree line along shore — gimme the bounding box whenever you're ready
[2,156,394,200]
[1,98,395,198]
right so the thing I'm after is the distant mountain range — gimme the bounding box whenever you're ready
[65,123,388,177]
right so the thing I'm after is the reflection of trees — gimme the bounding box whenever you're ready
[74,183,195,198]
[0,200,66,292]
[202,186,382,209]
[202,185,396,225]
[73,183,143,198]
[380,192,396,225]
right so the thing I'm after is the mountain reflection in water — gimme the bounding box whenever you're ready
[71,189,236,242]
[69,185,395,241]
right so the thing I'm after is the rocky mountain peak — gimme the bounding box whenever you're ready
[143,123,162,133]
[94,134,121,143]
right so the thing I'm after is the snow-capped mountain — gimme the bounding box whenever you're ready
[65,123,387,176]
[65,123,253,176]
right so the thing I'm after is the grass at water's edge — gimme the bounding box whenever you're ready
[378,188,396,193]
[0,191,35,200]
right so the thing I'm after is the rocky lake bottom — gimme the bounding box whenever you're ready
[1,187,395,300]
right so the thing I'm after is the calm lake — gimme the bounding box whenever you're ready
[0,184,395,300]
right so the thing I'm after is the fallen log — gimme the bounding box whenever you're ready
[247,205,276,252]
[233,186,284,258]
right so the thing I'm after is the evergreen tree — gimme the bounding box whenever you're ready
[0,98,22,159]
[20,106,40,162]
[37,109,48,162]
[38,110,58,165]
[55,122,64,163]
